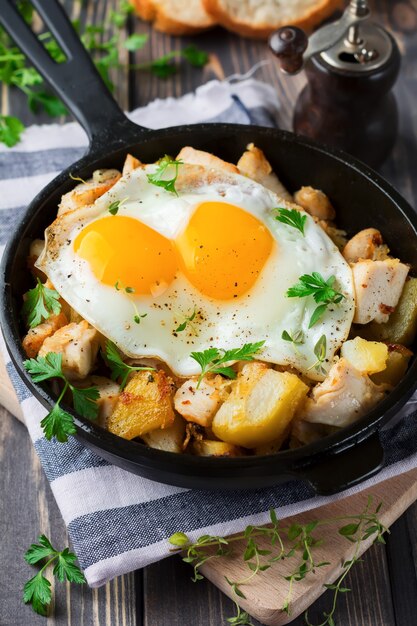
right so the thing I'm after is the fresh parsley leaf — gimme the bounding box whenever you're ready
[287,272,345,328]
[105,340,155,389]
[147,155,183,195]
[190,342,265,388]
[281,330,305,345]
[22,278,62,328]
[53,549,87,584]
[27,90,67,117]
[23,352,64,383]
[23,535,86,615]
[71,386,100,420]
[0,114,24,147]
[109,0,134,28]
[23,572,51,616]
[23,352,99,442]
[124,33,148,52]
[40,404,76,443]
[181,45,209,67]
[275,207,307,236]
[24,535,55,565]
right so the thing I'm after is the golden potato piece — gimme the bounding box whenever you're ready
[360,277,417,346]
[371,345,413,387]
[341,337,388,375]
[212,362,309,448]
[254,426,290,455]
[142,415,185,453]
[107,370,175,440]
[192,439,241,457]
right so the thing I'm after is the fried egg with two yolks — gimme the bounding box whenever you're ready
[37,163,355,380]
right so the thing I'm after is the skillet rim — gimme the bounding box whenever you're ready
[2,123,417,484]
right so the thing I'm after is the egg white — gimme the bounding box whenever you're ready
[37,164,355,380]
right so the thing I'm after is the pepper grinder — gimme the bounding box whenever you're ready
[269,0,401,168]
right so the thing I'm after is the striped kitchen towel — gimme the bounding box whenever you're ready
[1,78,417,587]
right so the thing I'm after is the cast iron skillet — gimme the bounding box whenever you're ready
[2,0,417,496]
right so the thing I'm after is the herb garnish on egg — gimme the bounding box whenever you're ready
[23,352,99,442]
[108,197,129,215]
[175,307,197,333]
[281,329,305,345]
[286,272,345,328]
[275,207,307,236]
[22,278,62,329]
[190,341,265,388]
[147,155,183,196]
[309,334,327,375]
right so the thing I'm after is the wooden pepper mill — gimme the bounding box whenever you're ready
[269,0,401,168]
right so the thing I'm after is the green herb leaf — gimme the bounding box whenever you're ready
[23,352,64,383]
[23,572,51,616]
[287,272,345,328]
[28,90,67,117]
[169,532,190,547]
[339,523,360,537]
[22,278,62,328]
[147,155,183,195]
[275,208,307,235]
[175,307,197,333]
[40,404,76,443]
[105,340,155,389]
[24,535,55,565]
[190,341,265,388]
[281,329,305,345]
[0,114,25,147]
[109,200,121,215]
[314,335,327,363]
[71,386,100,420]
[109,0,134,27]
[124,33,148,52]
[52,549,86,584]
[182,45,209,67]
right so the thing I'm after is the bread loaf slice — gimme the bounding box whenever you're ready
[131,0,216,35]
[202,0,343,39]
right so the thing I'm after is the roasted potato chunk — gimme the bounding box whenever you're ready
[212,362,309,448]
[341,337,388,375]
[359,277,417,346]
[142,415,185,453]
[371,345,413,387]
[192,439,241,457]
[107,370,175,440]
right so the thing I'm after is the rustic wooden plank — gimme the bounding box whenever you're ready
[0,407,138,626]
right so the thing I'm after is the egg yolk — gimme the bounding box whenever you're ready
[176,202,273,300]
[74,215,177,296]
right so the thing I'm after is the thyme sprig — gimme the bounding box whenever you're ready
[168,498,387,626]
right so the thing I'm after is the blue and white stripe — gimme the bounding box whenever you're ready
[1,79,417,587]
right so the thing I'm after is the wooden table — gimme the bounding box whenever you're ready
[1,1,417,624]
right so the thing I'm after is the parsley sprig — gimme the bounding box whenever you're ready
[23,353,99,442]
[147,156,183,195]
[275,208,307,236]
[23,534,86,616]
[287,272,345,328]
[169,497,387,626]
[0,114,24,147]
[190,341,265,389]
[105,340,155,390]
[22,278,62,329]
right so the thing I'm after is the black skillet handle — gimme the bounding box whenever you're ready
[295,434,385,496]
[0,0,143,152]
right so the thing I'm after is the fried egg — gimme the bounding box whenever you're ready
[37,164,355,380]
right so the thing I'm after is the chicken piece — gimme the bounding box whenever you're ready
[176,146,239,174]
[352,259,409,324]
[122,153,142,176]
[294,186,336,220]
[22,311,69,358]
[107,370,175,440]
[237,143,292,200]
[142,415,185,453]
[38,320,99,381]
[299,358,387,428]
[174,377,222,427]
[58,171,121,215]
[343,228,389,263]
[90,376,120,427]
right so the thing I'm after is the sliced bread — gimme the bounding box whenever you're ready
[130,0,216,35]
[202,0,344,39]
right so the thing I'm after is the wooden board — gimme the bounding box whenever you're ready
[1,356,416,625]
